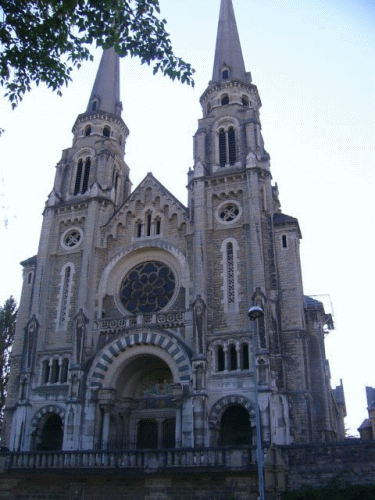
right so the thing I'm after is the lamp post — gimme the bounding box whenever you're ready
[248,305,265,500]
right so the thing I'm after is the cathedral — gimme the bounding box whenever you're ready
[3,0,345,459]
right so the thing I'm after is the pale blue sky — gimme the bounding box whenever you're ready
[1,0,374,435]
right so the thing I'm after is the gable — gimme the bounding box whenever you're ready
[101,173,188,244]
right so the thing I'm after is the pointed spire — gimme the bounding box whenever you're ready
[212,0,248,83]
[87,47,122,116]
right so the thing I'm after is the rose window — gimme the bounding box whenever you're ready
[61,227,83,249]
[120,261,175,314]
[64,230,81,247]
[219,203,240,222]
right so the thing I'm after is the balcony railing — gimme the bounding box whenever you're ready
[2,447,256,473]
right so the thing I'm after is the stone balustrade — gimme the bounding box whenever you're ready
[93,312,186,346]
[2,447,255,472]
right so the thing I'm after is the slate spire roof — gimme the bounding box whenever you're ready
[212,0,247,83]
[86,47,122,116]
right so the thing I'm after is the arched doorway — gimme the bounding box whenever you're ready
[220,405,252,446]
[98,353,177,450]
[36,413,63,451]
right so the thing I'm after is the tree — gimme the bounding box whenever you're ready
[0,0,195,108]
[0,296,17,433]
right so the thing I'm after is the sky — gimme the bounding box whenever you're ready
[0,0,374,436]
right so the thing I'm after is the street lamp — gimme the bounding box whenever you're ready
[248,305,265,500]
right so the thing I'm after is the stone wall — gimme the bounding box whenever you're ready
[278,440,375,492]
[0,470,258,500]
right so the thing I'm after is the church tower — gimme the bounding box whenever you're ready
[3,0,344,455]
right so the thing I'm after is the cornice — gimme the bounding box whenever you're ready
[200,80,261,107]
[72,111,129,136]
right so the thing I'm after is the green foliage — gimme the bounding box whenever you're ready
[282,484,375,500]
[0,296,17,432]
[0,0,195,108]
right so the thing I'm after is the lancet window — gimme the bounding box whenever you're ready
[74,157,91,195]
[41,357,69,384]
[135,213,162,238]
[214,341,251,372]
[221,238,240,312]
[57,264,74,327]
[218,126,236,167]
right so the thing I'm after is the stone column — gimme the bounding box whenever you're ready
[101,408,111,449]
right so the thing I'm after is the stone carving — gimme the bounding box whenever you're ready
[193,295,206,357]
[23,315,39,371]
[73,309,88,366]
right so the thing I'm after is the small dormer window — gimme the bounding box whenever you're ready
[221,94,229,106]
[92,100,97,111]
[222,69,229,80]
[85,125,91,136]
[103,126,110,138]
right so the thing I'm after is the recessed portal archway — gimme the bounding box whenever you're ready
[36,413,63,451]
[220,405,252,446]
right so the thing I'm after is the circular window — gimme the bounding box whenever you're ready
[61,227,83,250]
[120,261,175,314]
[217,202,241,223]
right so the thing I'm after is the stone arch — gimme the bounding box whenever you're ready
[208,395,254,430]
[96,241,190,316]
[88,329,192,389]
[31,405,65,428]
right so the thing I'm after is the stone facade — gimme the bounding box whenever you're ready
[3,0,345,491]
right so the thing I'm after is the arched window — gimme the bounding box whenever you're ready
[92,101,97,111]
[61,358,69,383]
[81,158,90,193]
[155,219,161,235]
[60,267,71,324]
[217,346,225,372]
[219,128,227,168]
[85,125,91,136]
[51,359,60,383]
[221,238,240,312]
[282,234,288,248]
[229,345,237,370]
[242,95,249,107]
[222,69,229,80]
[103,126,110,138]
[207,102,211,115]
[27,272,33,285]
[74,158,91,195]
[58,264,74,327]
[242,344,249,370]
[74,159,83,195]
[146,213,152,237]
[42,360,50,384]
[227,242,235,304]
[228,127,236,165]
[136,222,142,238]
[221,94,229,105]
[218,127,236,167]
